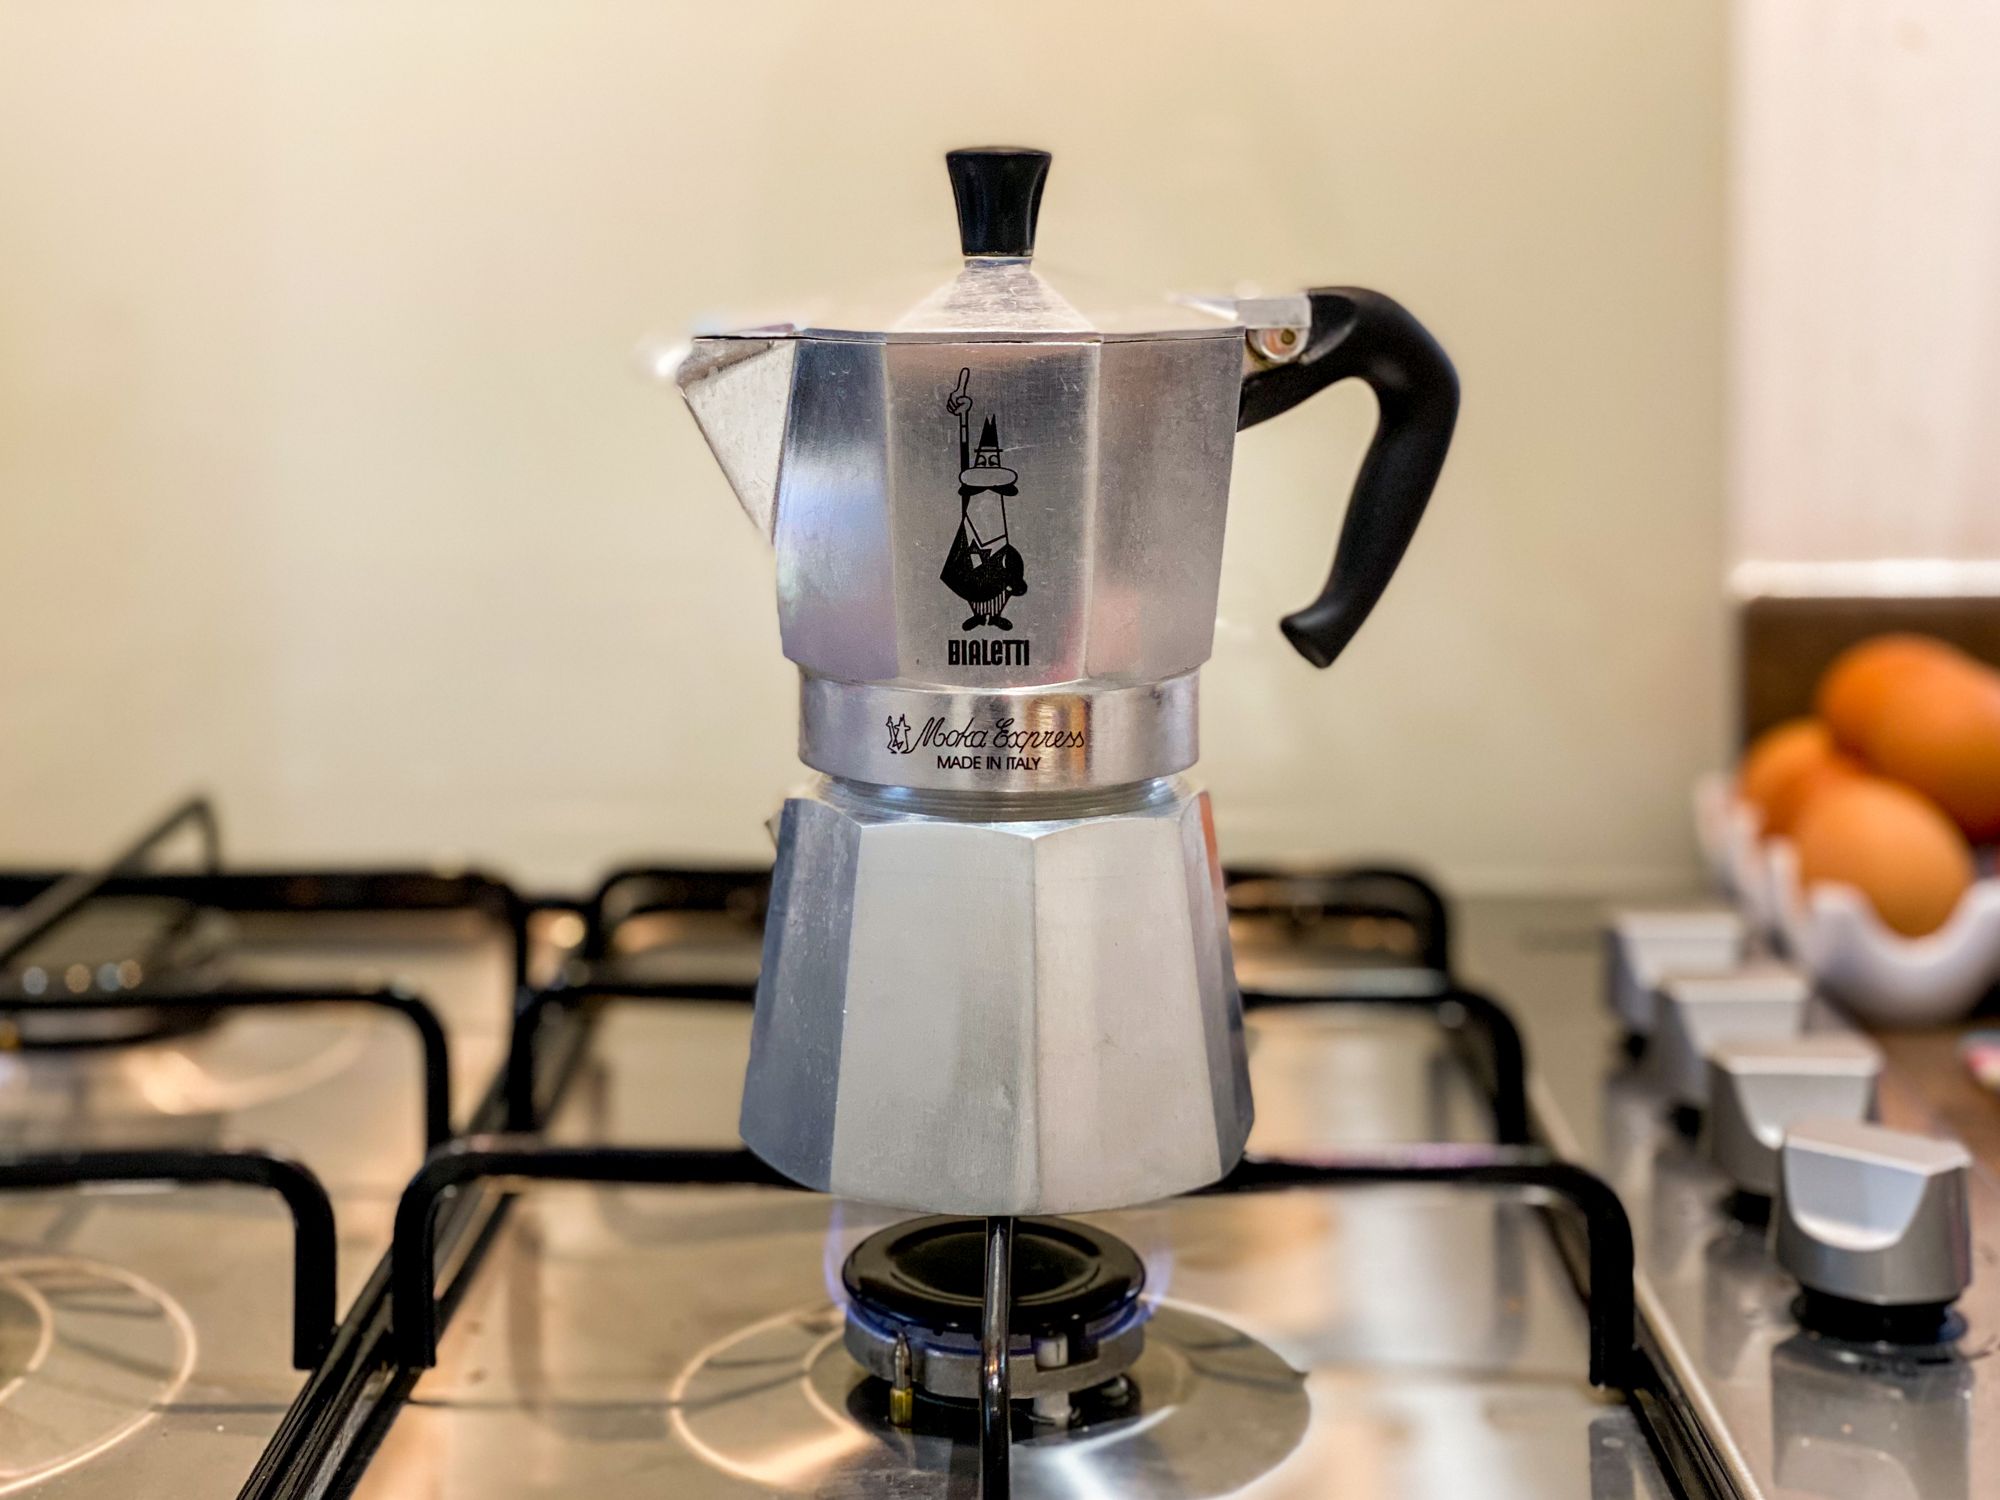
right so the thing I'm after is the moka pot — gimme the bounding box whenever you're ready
[670,147,1458,1214]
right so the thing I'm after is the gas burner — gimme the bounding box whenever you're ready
[670,1300,1311,1497]
[841,1216,1147,1425]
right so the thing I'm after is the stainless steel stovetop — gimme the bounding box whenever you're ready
[1,798,1994,1498]
[1462,900,2000,1500]
[348,1002,1659,1499]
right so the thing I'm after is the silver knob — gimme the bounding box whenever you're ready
[1704,1036,1881,1197]
[1649,964,1811,1111]
[1605,908,1746,1037]
[1774,1119,1972,1321]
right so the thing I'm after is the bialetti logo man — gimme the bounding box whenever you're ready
[940,369,1030,667]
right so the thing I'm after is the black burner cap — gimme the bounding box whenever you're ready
[843,1216,1144,1339]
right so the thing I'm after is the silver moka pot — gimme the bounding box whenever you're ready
[672,147,1457,1214]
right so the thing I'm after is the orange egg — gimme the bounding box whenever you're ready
[1762,750,1867,837]
[1815,633,1970,754]
[1792,775,1976,937]
[1739,718,1841,830]
[1861,655,2000,843]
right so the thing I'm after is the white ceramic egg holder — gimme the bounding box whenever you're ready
[1693,772,2000,1027]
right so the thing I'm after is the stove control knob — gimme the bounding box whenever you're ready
[1704,1036,1881,1198]
[1650,964,1811,1112]
[1605,909,1746,1038]
[1774,1119,1973,1338]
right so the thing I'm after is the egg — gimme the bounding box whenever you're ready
[1739,718,1843,831]
[1815,633,1968,754]
[1791,775,1976,937]
[1763,750,1867,837]
[1860,654,2000,842]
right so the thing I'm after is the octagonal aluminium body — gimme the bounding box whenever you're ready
[741,779,1251,1214]
[676,330,1244,690]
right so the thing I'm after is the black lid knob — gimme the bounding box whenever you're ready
[945,147,1050,259]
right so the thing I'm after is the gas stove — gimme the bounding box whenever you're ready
[1,797,1994,1498]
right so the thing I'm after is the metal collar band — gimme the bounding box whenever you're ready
[798,672,1198,794]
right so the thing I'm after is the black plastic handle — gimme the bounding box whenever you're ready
[1239,288,1458,669]
[946,147,1051,259]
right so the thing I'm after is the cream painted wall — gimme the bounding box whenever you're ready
[0,1,1727,892]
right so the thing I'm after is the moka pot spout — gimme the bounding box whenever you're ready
[672,335,798,541]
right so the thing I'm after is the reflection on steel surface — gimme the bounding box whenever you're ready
[0,1257,196,1496]
[666,1301,1310,1499]
[1772,1329,1974,1500]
